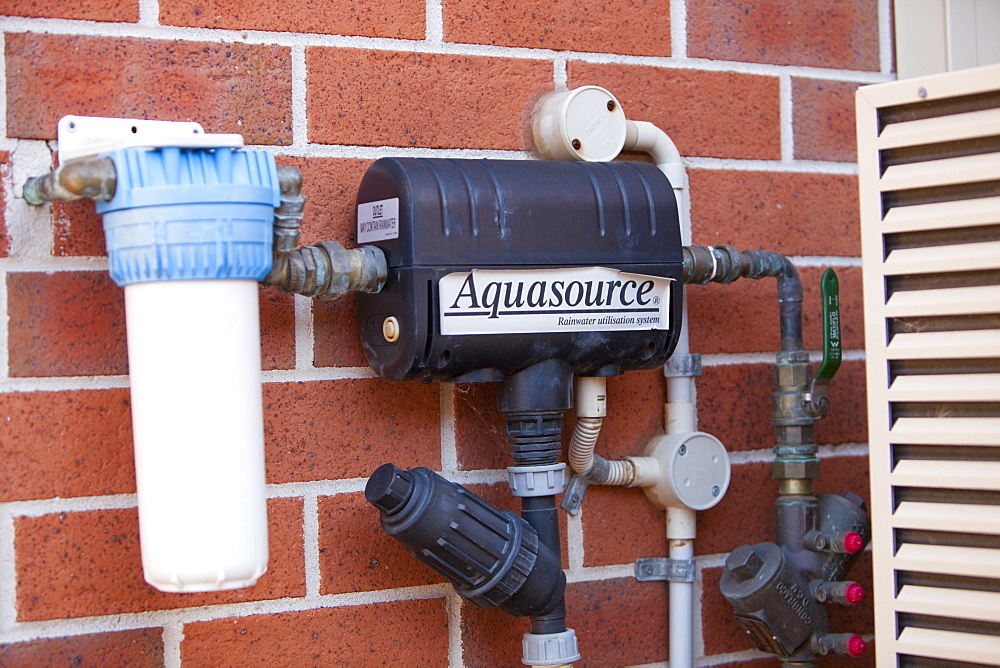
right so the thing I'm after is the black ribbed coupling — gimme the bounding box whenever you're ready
[365,464,565,617]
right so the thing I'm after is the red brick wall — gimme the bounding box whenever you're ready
[0,1,890,664]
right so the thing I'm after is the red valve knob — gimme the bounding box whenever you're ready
[843,531,864,554]
[848,635,866,657]
[845,582,865,605]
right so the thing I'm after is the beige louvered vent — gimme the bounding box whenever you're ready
[857,63,1000,667]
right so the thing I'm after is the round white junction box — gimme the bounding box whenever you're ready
[532,85,628,162]
[642,432,731,511]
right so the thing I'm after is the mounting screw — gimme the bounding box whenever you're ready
[679,444,687,456]
[918,86,928,98]
[571,138,582,150]
[712,486,720,497]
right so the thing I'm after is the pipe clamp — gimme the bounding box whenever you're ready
[634,557,696,583]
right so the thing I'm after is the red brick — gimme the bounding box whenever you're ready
[444,0,671,56]
[464,577,665,666]
[0,0,138,21]
[687,265,864,355]
[15,498,305,621]
[568,63,780,160]
[794,79,864,162]
[687,0,881,71]
[306,49,552,150]
[280,158,374,249]
[581,485,668,567]
[259,285,296,371]
[314,293,369,367]
[181,599,449,664]
[697,461,776,555]
[160,0,424,39]
[697,360,868,453]
[262,378,440,483]
[567,578,668,664]
[7,271,128,377]
[702,566,759,655]
[0,152,9,257]
[6,34,292,144]
[319,491,445,595]
[0,388,134,502]
[460,597,524,666]
[454,382,509,471]
[54,200,105,257]
[0,629,163,667]
[690,170,860,257]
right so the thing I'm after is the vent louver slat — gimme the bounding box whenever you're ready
[858,64,1000,666]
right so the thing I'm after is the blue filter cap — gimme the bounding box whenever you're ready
[96,146,280,287]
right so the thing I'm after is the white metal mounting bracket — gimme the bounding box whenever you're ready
[634,557,696,583]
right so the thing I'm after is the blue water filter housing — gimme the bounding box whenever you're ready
[95,145,282,592]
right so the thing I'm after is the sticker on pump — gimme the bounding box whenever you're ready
[439,267,672,336]
[357,198,399,243]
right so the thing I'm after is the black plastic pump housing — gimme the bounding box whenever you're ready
[354,158,684,382]
[365,464,565,617]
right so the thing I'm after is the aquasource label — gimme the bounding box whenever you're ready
[439,267,672,335]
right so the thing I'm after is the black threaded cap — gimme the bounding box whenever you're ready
[365,463,413,513]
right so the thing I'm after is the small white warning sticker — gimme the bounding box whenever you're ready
[357,198,399,243]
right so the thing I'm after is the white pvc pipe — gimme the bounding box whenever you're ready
[627,118,697,668]
[125,279,269,592]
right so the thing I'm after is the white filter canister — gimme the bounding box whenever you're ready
[124,279,269,592]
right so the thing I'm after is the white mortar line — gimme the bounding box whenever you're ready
[696,553,728,570]
[0,267,7,379]
[726,442,869,467]
[138,0,160,26]
[563,563,633,583]
[697,648,771,665]
[779,73,794,162]
[879,0,896,76]
[553,57,568,90]
[266,478,368,498]
[684,156,857,174]
[425,0,444,44]
[440,383,458,473]
[693,555,706,659]
[0,584,457,644]
[7,141,56,259]
[788,255,863,267]
[0,256,110,272]
[161,622,183,668]
[0,16,896,84]
[446,593,464,668]
[0,375,130,393]
[670,0,687,59]
[0,511,17,632]
[290,45,309,149]
[293,294,315,370]
[565,509,585,571]
[302,494,321,598]
[0,494,138,518]
[261,366,376,382]
[269,144,532,160]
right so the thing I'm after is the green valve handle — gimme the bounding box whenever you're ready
[809,268,841,416]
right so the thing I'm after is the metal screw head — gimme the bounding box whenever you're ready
[726,545,764,582]
[607,99,616,112]
[571,138,582,150]
[679,444,687,456]
[712,486,720,497]
[918,86,928,98]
